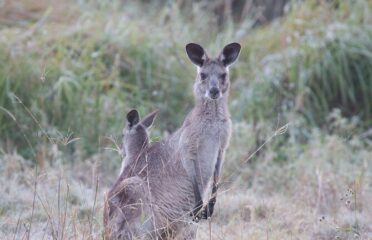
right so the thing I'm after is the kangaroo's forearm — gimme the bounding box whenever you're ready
[213,149,223,181]
[191,158,204,218]
[191,176,203,217]
[192,159,203,197]
[205,149,224,218]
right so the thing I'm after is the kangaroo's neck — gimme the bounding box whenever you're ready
[193,95,229,120]
[126,141,148,159]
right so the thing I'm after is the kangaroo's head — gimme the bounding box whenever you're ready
[122,109,158,157]
[186,42,241,101]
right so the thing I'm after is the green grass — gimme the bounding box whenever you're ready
[235,0,372,127]
[1,0,371,159]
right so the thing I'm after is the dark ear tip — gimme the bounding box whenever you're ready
[227,42,241,50]
[185,43,193,51]
[186,43,204,50]
[126,109,139,125]
[185,43,206,67]
[127,109,139,118]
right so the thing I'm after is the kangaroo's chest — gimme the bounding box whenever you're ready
[200,118,230,144]
[183,118,231,157]
[180,119,230,190]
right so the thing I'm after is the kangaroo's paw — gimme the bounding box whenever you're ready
[191,212,202,223]
[201,199,216,219]
[192,214,200,223]
[201,207,209,220]
[190,202,204,222]
[191,210,203,222]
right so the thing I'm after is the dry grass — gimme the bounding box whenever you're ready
[1,122,371,239]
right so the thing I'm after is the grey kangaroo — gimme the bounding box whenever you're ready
[120,109,158,175]
[104,43,241,239]
[179,42,241,221]
[104,109,158,239]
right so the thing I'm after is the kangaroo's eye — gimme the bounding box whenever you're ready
[220,73,227,84]
[200,73,208,81]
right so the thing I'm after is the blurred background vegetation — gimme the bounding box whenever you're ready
[1,0,371,161]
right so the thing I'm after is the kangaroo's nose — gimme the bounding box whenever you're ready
[209,87,220,99]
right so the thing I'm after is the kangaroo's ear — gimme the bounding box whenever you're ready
[126,109,140,127]
[218,42,241,67]
[140,109,159,129]
[186,43,208,67]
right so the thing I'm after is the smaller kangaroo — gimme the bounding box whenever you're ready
[104,109,158,240]
[120,109,158,175]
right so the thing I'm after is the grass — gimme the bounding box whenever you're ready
[1,123,371,239]
[1,0,371,158]
[0,0,371,239]
[240,1,372,127]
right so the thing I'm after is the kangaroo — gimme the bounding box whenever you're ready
[178,42,241,220]
[105,109,158,240]
[104,43,241,239]
[120,109,158,175]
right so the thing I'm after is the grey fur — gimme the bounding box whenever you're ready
[104,43,240,239]
[120,109,159,175]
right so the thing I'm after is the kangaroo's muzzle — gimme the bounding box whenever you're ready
[209,87,220,99]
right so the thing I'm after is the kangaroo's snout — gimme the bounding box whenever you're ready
[209,87,220,99]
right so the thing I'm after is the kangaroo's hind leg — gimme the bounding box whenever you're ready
[173,223,197,240]
[105,176,154,240]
